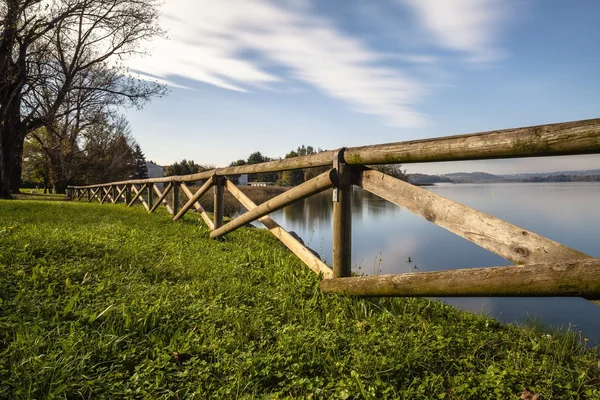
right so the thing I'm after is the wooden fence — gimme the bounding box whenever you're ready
[68,118,600,305]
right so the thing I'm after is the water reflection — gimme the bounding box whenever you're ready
[239,183,600,344]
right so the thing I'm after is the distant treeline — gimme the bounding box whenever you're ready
[170,145,408,186]
[504,175,600,183]
[164,146,407,187]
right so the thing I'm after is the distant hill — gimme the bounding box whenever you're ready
[443,172,502,183]
[407,169,600,184]
[502,169,600,179]
[408,173,453,184]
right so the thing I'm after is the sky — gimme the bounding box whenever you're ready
[125,0,600,175]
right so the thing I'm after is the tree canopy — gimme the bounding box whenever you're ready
[166,160,213,177]
[1,0,166,196]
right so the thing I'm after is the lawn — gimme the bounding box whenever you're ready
[0,200,598,399]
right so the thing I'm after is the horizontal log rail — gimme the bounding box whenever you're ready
[66,117,600,306]
[320,259,600,299]
[68,118,600,189]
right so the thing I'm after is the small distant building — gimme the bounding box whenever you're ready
[238,174,248,185]
[146,162,164,188]
[145,162,164,179]
[249,182,275,187]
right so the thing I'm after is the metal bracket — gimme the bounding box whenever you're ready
[332,147,346,202]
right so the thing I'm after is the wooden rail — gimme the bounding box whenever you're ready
[67,117,600,304]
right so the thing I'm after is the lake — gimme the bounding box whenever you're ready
[240,182,600,344]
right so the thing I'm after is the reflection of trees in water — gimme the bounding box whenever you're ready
[282,190,330,226]
[223,186,400,227]
[277,188,399,228]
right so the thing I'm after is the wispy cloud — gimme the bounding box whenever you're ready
[400,0,510,62]
[128,0,428,127]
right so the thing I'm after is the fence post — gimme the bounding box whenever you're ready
[147,183,154,211]
[87,188,91,202]
[111,185,117,203]
[125,185,132,205]
[173,182,180,216]
[213,175,224,230]
[332,148,354,278]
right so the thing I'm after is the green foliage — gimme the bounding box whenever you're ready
[133,144,148,179]
[246,151,279,183]
[226,159,248,184]
[165,159,213,177]
[21,135,50,188]
[370,164,408,181]
[279,150,304,186]
[81,117,139,185]
[1,201,599,399]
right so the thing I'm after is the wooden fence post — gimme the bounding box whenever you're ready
[332,148,354,278]
[125,185,132,205]
[147,183,154,212]
[173,182,180,216]
[213,176,224,230]
[111,185,117,203]
[87,188,91,202]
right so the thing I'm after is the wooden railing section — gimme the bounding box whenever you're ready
[68,118,600,304]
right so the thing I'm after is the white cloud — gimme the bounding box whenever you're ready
[128,0,428,127]
[401,0,510,62]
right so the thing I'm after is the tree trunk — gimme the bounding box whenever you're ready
[0,136,11,198]
[0,119,20,198]
[9,135,24,193]
[53,179,69,194]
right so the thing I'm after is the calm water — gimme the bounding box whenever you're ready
[241,183,600,343]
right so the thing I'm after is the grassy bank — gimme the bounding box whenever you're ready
[0,201,599,399]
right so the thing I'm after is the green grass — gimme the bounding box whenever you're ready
[0,201,599,399]
[13,188,66,201]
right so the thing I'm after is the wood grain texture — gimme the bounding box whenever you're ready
[358,169,590,265]
[173,183,180,216]
[320,259,600,299]
[180,182,214,230]
[224,179,333,279]
[332,155,356,278]
[146,184,154,212]
[218,151,334,176]
[210,169,335,239]
[213,176,224,230]
[345,118,600,165]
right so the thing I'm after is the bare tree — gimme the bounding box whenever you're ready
[81,114,138,184]
[0,0,166,197]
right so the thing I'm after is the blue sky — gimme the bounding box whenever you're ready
[126,0,600,175]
